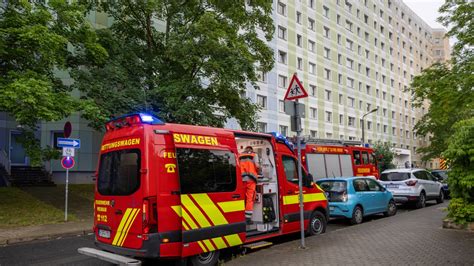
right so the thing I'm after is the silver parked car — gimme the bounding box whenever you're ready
[379,168,444,208]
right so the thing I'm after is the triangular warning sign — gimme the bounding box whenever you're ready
[284,74,308,101]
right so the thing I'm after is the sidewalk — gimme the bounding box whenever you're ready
[228,202,474,265]
[0,219,92,246]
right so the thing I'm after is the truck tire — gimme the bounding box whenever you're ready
[190,250,220,266]
[307,211,327,236]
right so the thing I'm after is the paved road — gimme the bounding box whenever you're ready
[0,203,461,265]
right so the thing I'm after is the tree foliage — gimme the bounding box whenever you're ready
[73,0,274,130]
[0,1,106,165]
[373,141,395,172]
[444,118,474,224]
[410,1,474,161]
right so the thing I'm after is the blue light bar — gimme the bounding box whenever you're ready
[139,113,155,122]
[269,132,295,153]
[107,112,165,125]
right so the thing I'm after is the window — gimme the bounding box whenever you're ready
[337,14,341,25]
[324,68,331,80]
[348,116,355,127]
[346,77,354,88]
[310,107,317,119]
[98,149,140,196]
[309,62,316,74]
[308,40,315,52]
[277,1,286,16]
[366,178,382,191]
[323,5,329,18]
[278,50,287,64]
[308,18,315,31]
[324,47,331,59]
[278,75,287,88]
[296,34,302,47]
[338,94,343,104]
[367,121,372,130]
[257,95,267,109]
[323,26,330,38]
[310,85,316,96]
[346,58,353,69]
[325,90,332,101]
[338,54,342,64]
[309,0,315,8]
[348,97,355,107]
[279,100,285,113]
[296,11,302,24]
[257,71,267,83]
[278,26,287,40]
[177,149,236,194]
[325,111,332,122]
[346,39,353,50]
[282,156,298,183]
[362,151,369,164]
[353,151,361,165]
[279,125,288,136]
[345,20,353,31]
[297,57,303,70]
[257,122,267,133]
[339,114,344,125]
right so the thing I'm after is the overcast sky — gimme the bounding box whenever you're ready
[403,0,446,29]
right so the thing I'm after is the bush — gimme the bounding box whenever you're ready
[373,141,395,172]
[443,118,474,224]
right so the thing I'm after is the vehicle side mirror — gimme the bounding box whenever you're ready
[303,173,313,187]
[381,187,386,192]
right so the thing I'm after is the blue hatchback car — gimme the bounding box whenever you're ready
[316,177,397,224]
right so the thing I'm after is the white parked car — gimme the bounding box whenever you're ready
[379,168,444,208]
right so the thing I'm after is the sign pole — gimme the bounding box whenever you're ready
[65,167,69,222]
[295,100,305,249]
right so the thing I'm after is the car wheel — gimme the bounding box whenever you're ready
[415,191,426,209]
[190,250,219,266]
[350,206,363,225]
[307,211,327,236]
[383,200,397,217]
[436,190,444,204]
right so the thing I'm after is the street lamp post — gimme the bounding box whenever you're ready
[361,107,379,145]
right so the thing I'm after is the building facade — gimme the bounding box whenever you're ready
[244,0,450,168]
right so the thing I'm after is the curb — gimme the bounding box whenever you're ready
[0,229,93,246]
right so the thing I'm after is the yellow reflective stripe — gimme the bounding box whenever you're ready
[191,194,228,225]
[202,239,215,251]
[224,234,242,247]
[283,193,326,205]
[211,237,227,249]
[197,241,208,252]
[181,195,211,228]
[171,206,181,217]
[118,208,140,246]
[218,200,245,213]
[181,208,198,229]
[112,208,133,246]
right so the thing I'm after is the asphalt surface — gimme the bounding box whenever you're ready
[0,203,458,266]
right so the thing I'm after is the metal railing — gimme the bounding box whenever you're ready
[0,149,11,175]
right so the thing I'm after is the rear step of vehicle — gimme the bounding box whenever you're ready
[78,247,141,265]
[243,241,273,250]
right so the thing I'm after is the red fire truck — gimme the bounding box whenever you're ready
[299,139,379,180]
[79,113,328,265]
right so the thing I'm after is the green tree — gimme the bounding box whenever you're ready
[444,118,474,224]
[410,1,474,224]
[0,1,107,164]
[410,1,474,160]
[73,1,274,130]
[373,141,395,172]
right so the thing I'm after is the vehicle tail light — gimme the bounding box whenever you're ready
[142,197,157,234]
[405,180,418,186]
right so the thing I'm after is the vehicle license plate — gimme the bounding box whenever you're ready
[98,229,110,239]
[386,184,399,189]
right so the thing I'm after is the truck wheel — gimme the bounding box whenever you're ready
[190,250,219,266]
[307,211,326,236]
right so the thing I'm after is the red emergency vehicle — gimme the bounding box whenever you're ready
[81,113,328,265]
[300,139,379,180]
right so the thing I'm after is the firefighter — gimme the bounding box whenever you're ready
[239,146,260,223]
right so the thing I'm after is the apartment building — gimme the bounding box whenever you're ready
[244,0,450,167]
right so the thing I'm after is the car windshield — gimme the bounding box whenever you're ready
[380,172,410,181]
[317,181,347,192]
[432,171,448,180]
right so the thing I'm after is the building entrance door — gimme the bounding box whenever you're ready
[10,131,28,165]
